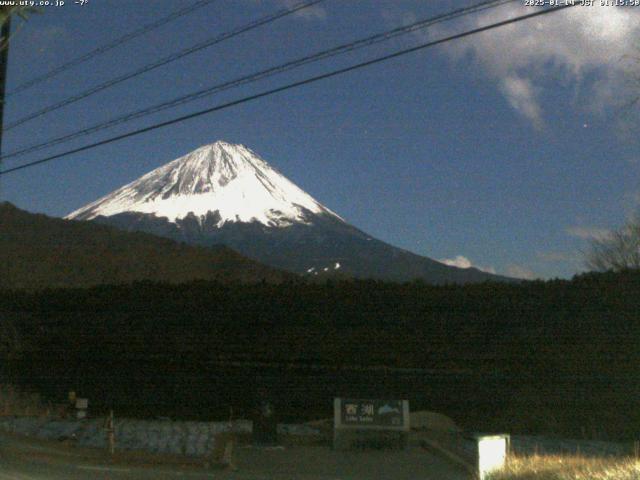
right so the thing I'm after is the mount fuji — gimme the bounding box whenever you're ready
[67,141,509,284]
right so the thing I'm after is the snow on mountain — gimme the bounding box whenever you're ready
[66,141,342,227]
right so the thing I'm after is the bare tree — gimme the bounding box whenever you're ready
[586,218,640,271]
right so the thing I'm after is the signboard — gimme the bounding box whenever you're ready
[340,399,405,428]
[333,398,410,450]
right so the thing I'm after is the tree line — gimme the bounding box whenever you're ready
[1,270,639,439]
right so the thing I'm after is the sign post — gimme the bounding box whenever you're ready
[104,410,115,455]
[333,398,410,450]
[75,398,88,420]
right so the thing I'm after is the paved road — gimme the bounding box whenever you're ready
[0,431,471,479]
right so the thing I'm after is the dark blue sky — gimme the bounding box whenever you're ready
[1,0,638,279]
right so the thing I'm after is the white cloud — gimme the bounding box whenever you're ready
[566,225,611,241]
[440,255,473,268]
[500,75,543,129]
[505,264,537,280]
[439,255,496,274]
[441,256,540,279]
[430,4,640,127]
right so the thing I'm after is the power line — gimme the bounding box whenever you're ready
[1,0,514,162]
[6,0,218,97]
[2,0,327,131]
[0,4,576,177]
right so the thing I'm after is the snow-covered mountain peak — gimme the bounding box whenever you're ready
[66,141,342,227]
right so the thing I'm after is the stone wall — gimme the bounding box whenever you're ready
[0,416,319,456]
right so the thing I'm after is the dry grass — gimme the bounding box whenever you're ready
[488,454,640,480]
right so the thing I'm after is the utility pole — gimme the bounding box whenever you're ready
[0,8,11,157]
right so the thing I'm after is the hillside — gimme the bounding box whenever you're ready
[0,202,293,290]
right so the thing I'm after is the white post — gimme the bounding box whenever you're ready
[476,434,509,480]
[107,410,115,455]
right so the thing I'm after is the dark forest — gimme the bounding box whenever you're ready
[2,270,638,440]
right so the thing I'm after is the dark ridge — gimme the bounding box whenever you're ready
[0,202,294,290]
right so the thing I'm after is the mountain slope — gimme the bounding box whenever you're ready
[67,141,512,284]
[0,202,293,290]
